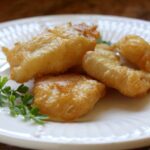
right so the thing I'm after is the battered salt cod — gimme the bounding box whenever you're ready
[3,23,99,83]
[83,46,150,97]
[33,74,105,121]
[113,35,150,72]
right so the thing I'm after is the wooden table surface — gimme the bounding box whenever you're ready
[0,0,150,149]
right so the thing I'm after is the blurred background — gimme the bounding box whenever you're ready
[0,0,150,150]
[0,0,150,22]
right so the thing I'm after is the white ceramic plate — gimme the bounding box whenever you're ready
[0,15,150,150]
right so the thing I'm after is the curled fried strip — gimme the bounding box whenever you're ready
[113,35,150,72]
[83,47,150,97]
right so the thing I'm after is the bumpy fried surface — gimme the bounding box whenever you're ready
[114,35,150,72]
[33,74,105,121]
[3,23,99,83]
[83,46,150,97]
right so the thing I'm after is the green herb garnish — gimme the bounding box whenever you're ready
[0,76,49,125]
[97,38,111,45]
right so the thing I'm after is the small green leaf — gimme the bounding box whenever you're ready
[0,96,5,106]
[35,114,49,120]
[13,91,21,98]
[8,95,16,106]
[0,76,8,89]
[32,117,45,125]
[17,84,29,93]
[9,106,18,116]
[32,114,49,125]
[16,105,26,115]
[2,86,11,94]
[30,106,39,115]
[24,106,32,121]
[22,93,33,105]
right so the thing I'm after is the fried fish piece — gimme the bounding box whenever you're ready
[83,46,150,97]
[114,35,150,72]
[33,74,105,121]
[3,23,99,83]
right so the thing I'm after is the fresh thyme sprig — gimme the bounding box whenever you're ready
[96,38,111,45]
[0,76,49,125]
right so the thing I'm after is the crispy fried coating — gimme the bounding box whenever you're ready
[33,74,105,121]
[83,46,150,97]
[3,23,99,83]
[114,35,150,72]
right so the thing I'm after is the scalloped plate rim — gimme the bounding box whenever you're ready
[0,14,149,28]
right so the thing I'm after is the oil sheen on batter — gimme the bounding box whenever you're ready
[33,74,105,121]
[3,23,99,83]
